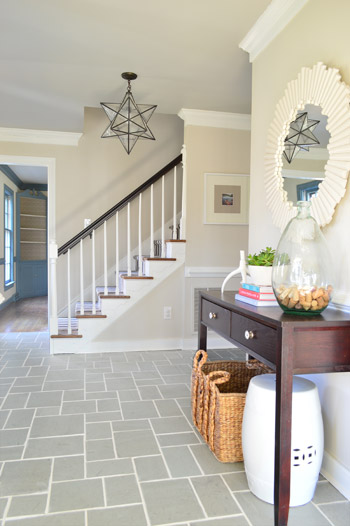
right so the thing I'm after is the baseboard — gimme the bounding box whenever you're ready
[51,337,187,354]
[0,293,16,312]
[321,450,350,500]
[51,333,238,354]
[182,333,238,351]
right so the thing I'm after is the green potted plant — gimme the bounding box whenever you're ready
[247,247,275,286]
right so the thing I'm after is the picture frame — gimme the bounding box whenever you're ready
[203,173,250,225]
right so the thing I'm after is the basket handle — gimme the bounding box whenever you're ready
[191,350,208,428]
[206,370,231,450]
[193,350,208,372]
[207,370,231,384]
[246,359,272,373]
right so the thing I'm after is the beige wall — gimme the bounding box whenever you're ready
[184,125,250,267]
[0,108,183,310]
[249,0,350,497]
[183,124,250,342]
[0,108,183,247]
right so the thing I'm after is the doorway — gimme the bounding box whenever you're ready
[0,155,55,339]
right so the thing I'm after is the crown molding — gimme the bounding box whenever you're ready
[281,169,324,180]
[0,127,82,146]
[239,0,310,62]
[178,109,251,130]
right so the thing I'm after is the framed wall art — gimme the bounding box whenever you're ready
[204,173,250,225]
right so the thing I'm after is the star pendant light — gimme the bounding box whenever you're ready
[101,72,157,154]
[283,112,320,163]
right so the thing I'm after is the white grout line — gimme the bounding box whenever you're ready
[220,473,254,526]
[131,457,151,526]
[44,458,54,514]
[101,476,107,508]
[187,477,208,519]
[310,500,335,526]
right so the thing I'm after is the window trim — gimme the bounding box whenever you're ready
[4,184,15,289]
[296,180,321,202]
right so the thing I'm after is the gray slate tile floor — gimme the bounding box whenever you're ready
[0,332,349,526]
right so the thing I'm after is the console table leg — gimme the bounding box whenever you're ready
[198,322,207,350]
[198,297,208,350]
[274,329,294,526]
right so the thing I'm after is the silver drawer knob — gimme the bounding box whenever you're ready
[209,312,217,320]
[245,330,255,340]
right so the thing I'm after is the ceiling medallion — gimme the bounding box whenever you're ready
[100,72,157,154]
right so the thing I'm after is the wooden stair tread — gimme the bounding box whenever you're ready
[51,318,82,338]
[76,314,107,318]
[99,295,130,299]
[121,275,154,280]
[51,334,83,339]
[143,257,176,261]
[165,239,186,243]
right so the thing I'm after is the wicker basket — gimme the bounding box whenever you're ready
[191,350,272,463]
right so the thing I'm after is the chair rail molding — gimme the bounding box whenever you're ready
[185,267,237,278]
[178,109,251,130]
[0,127,82,146]
[239,0,310,62]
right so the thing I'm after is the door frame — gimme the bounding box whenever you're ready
[0,155,55,341]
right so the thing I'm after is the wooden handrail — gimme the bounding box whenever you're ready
[58,154,182,256]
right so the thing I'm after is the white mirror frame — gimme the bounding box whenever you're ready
[265,62,350,231]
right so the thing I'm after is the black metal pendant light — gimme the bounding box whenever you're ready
[283,112,320,163]
[100,72,157,154]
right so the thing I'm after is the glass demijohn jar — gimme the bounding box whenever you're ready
[272,201,333,315]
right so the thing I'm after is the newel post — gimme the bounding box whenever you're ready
[49,241,58,337]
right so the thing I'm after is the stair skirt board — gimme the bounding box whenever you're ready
[50,337,186,353]
[50,243,185,353]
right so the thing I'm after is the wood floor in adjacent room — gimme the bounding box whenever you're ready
[0,296,48,332]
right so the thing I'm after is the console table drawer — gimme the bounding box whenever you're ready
[230,312,277,361]
[202,299,230,336]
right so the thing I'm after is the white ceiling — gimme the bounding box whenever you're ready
[11,165,48,184]
[0,0,271,132]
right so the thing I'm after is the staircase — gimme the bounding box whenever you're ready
[49,153,187,354]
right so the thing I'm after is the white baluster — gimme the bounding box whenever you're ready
[92,229,96,315]
[127,202,131,276]
[173,166,177,240]
[80,239,84,315]
[150,184,154,258]
[138,193,142,276]
[180,145,187,240]
[67,249,72,334]
[161,175,165,258]
[115,212,120,295]
[104,221,108,295]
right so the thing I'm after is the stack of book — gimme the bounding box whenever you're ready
[235,283,278,307]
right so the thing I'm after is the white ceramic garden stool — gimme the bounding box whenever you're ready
[242,374,323,507]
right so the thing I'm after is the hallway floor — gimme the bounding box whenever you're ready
[0,333,348,526]
[0,297,48,333]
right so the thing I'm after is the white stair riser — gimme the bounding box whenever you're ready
[143,260,177,277]
[166,242,186,259]
[99,298,131,317]
[121,278,155,295]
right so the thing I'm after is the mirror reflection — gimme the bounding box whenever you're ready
[282,104,330,205]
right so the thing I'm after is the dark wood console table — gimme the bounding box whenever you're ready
[198,290,350,526]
